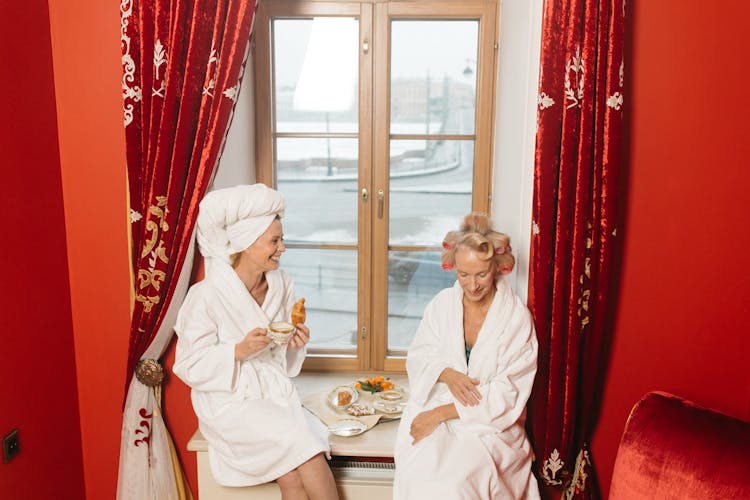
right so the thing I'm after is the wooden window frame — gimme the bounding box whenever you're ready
[253,0,499,373]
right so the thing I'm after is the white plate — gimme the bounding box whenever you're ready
[327,419,367,437]
[327,385,359,410]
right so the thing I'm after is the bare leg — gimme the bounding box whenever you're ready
[296,453,339,500]
[277,469,309,500]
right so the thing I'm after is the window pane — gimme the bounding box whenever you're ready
[277,137,358,245]
[387,250,455,353]
[282,248,358,353]
[390,20,478,135]
[274,18,358,133]
[388,139,474,245]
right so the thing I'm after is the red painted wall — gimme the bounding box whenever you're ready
[592,1,750,497]
[0,1,85,498]
[164,338,200,496]
[163,257,204,497]
[47,0,132,498]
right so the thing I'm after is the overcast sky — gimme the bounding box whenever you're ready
[274,18,479,88]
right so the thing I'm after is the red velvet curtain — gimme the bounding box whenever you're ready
[527,1,625,498]
[122,0,257,388]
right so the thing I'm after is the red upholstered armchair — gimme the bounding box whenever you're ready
[609,391,750,499]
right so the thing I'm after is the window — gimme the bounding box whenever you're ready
[254,0,499,371]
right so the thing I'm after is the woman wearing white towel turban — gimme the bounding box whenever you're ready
[394,213,540,500]
[173,184,338,499]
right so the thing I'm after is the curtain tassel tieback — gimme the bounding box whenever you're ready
[135,358,164,387]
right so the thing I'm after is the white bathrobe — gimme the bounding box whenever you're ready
[173,264,329,486]
[394,279,541,500]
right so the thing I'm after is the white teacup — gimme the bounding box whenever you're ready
[378,390,404,411]
[268,321,295,345]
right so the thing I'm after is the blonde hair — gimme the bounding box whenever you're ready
[440,213,515,275]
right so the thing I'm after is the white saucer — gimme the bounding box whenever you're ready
[373,399,406,414]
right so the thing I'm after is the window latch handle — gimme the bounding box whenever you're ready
[361,187,368,202]
[377,189,384,219]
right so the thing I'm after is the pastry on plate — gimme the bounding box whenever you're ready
[337,390,352,407]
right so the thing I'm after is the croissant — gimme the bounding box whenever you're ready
[291,298,306,325]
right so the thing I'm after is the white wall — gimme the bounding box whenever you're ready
[214,54,257,189]
[490,0,542,301]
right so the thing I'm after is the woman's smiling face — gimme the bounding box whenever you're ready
[455,247,497,303]
[243,218,286,271]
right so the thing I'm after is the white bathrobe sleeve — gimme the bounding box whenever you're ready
[173,284,240,393]
[406,289,461,406]
[453,295,538,431]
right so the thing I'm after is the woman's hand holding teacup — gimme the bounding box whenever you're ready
[235,327,272,360]
[288,323,310,350]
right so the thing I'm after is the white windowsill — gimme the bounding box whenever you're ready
[187,372,409,458]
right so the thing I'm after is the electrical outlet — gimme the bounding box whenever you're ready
[2,428,20,463]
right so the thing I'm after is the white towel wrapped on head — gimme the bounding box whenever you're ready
[197,184,287,267]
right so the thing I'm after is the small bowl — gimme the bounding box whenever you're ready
[267,321,295,345]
